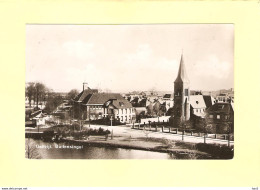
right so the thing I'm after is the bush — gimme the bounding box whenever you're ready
[196,143,233,159]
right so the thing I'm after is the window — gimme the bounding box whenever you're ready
[209,114,214,119]
[217,115,220,119]
[185,89,189,96]
[121,116,123,121]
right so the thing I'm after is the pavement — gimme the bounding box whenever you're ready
[83,124,234,147]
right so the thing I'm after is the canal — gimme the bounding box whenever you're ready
[26,139,176,159]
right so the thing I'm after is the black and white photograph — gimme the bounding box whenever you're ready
[25,24,234,159]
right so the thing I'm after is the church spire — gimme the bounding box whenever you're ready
[174,54,190,83]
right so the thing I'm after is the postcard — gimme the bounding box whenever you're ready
[25,24,234,159]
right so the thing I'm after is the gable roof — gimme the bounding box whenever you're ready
[73,88,98,102]
[208,102,234,114]
[190,95,206,109]
[203,95,215,108]
[86,93,124,105]
[110,99,133,109]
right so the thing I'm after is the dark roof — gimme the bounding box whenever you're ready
[86,93,124,105]
[163,94,173,99]
[203,95,214,108]
[131,97,139,103]
[73,88,98,102]
[110,99,133,109]
[207,103,233,114]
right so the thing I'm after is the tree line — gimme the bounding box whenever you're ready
[26,82,79,113]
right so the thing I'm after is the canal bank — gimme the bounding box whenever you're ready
[57,136,211,159]
[26,124,233,159]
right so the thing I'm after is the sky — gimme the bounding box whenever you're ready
[26,24,234,93]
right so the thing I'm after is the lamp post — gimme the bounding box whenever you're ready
[227,124,230,147]
[204,125,207,144]
[88,106,91,128]
[110,115,113,127]
[182,124,186,141]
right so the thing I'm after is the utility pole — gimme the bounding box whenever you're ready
[88,106,91,128]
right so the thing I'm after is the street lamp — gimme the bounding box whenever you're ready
[203,124,205,143]
[88,106,91,128]
[110,115,113,127]
[182,124,186,141]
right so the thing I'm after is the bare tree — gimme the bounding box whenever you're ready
[26,82,47,108]
[26,82,36,107]
[25,139,41,159]
[35,82,46,108]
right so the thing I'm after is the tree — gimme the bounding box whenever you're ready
[159,103,167,116]
[44,95,64,114]
[146,103,154,116]
[25,139,41,159]
[34,82,46,108]
[153,101,161,116]
[166,107,174,116]
[195,115,216,134]
[26,82,47,108]
[26,82,35,107]
[67,89,79,100]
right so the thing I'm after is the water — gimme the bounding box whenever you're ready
[26,139,174,159]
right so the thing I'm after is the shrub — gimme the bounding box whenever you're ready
[196,143,233,159]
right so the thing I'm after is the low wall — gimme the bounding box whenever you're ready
[140,116,170,124]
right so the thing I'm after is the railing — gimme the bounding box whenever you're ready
[131,122,234,147]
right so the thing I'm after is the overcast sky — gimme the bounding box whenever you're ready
[26,24,233,93]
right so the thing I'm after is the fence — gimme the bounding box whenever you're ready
[140,116,170,124]
[131,122,234,147]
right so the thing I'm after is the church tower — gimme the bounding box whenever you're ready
[173,54,190,122]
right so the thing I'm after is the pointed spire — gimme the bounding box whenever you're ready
[174,54,190,83]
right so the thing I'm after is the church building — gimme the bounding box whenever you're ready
[173,54,191,122]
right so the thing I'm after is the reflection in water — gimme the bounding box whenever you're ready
[30,139,174,159]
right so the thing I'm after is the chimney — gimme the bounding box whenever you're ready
[83,82,88,91]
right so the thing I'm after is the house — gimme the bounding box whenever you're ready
[73,89,135,124]
[25,110,46,126]
[104,98,135,123]
[32,112,46,126]
[190,95,207,117]
[206,102,234,133]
